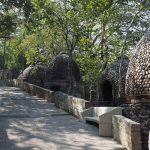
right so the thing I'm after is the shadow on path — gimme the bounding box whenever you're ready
[0,87,124,150]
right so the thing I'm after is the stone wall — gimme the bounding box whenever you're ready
[12,79,89,118]
[122,103,150,150]
[54,92,89,117]
[113,115,142,150]
[13,79,54,102]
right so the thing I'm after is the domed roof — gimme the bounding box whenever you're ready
[101,55,129,80]
[18,65,34,79]
[126,32,150,98]
[18,63,47,81]
[52,53,81,82]
[99,55,129,101]
[28,63,47,81]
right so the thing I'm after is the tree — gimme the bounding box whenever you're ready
[0,0,32,37]
[1,0,150,102]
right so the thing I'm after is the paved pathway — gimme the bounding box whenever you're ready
[0,87,125,150]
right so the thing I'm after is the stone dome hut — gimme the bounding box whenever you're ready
[126,32,150,102]
[18,65,34,80]
[45,53,84,97]
[28,63,47,85]
[18,63,48,86]
[99,55,129,104]
[52,53,81,82]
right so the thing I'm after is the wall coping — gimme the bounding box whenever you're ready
[114,115,140,125]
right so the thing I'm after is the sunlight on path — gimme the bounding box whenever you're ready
[0,87,124,150]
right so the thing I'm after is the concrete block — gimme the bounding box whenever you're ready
[113,115,142,150]
[99,123,112,137]
[81,107,123,137]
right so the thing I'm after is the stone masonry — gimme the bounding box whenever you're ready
[52,53,81,82]
[126,32,150,99]
[125,32,150,149]
[123,103,150,150]
[99,55,129,103]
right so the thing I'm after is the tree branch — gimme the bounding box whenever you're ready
[118,7,144,98]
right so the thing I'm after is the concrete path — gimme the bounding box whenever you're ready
[0,87,125,150]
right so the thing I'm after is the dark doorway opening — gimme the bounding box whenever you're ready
[102,81,113,101]
[50,85,60,91]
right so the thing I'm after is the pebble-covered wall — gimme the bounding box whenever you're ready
[126,32,150,100]
[99,55,129,103]
[123,103,150,150]
[52,53,81,82]
[18,63,48,86]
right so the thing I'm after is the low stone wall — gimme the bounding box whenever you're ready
[54,91,89,117]
[13,79,54,102]
[113,115,142,150]
[12,79,89,117]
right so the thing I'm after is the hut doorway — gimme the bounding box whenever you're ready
[102,81,113,101]
[50,85,61,91]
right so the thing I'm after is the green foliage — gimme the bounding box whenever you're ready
[0,0,32,17]
[4,36,24,69]
[0,0,150,100]
[0,13,17,37]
